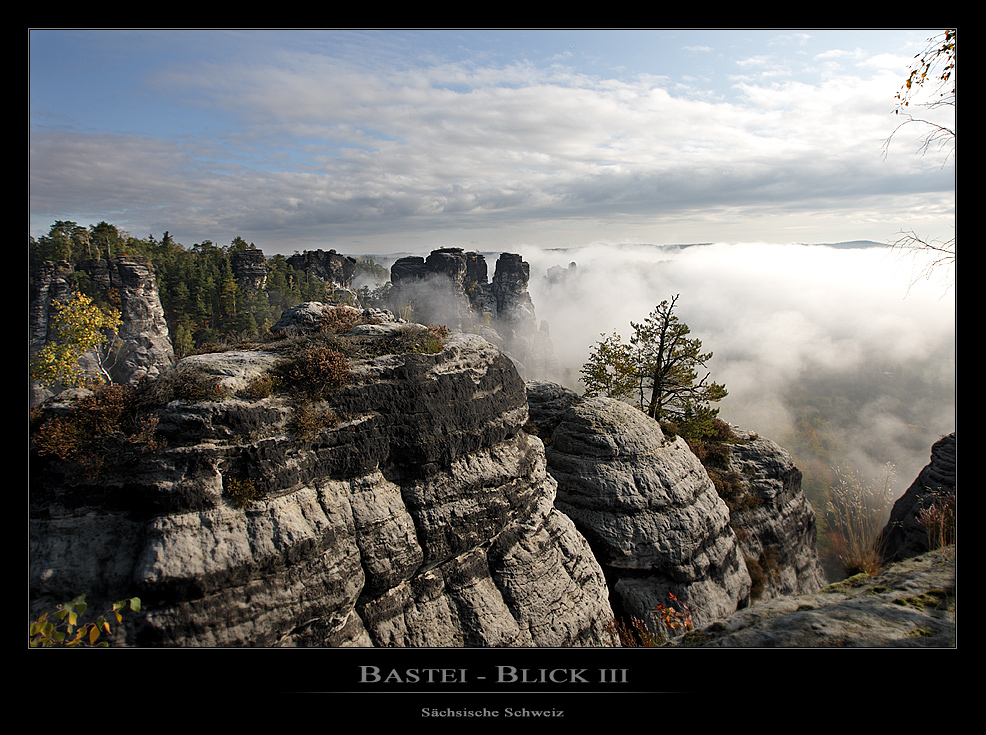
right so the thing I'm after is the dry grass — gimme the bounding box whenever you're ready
[917,490,956,556]
[826,462,896,577]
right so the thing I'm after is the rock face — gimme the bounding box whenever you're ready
[677,546,955,647]
[29,311,614,647]
[880,433,957,564]
[287,249,358,289]
[29,256,175,406]
[29,260,76,352]
[724,428,828,600]
[525,382,826,630]
[230,249,269,294]
[389,248,559,381]
[531,390,752,628]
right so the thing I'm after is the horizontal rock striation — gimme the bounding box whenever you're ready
[677,546,955,647]
[29,256,175,406]
[723,427,828,600]
[389,248,559,381]
[535,393,752,628]
[286,249,358,289]
[29,316,614,647]
[526,381,826,631]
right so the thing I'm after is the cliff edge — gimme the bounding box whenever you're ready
[29,306,614,647]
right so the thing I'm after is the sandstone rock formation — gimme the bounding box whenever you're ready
[287,248,358,289]
[29,256,175,406]
[723,428,828,600]
[230,248,270,294]
[29,307,614,647]
[879,433,956,564]
[389,248,559,381]
[525,381,826,632]
[537,394,752,628]
[676,546,954,647]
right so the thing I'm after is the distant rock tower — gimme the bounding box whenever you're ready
[29,256,175,405]
[389,248,559,380]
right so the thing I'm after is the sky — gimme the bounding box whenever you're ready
[29,28,955,255]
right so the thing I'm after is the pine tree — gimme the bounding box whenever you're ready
[581,294,727,435]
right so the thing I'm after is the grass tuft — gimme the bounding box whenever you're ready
[825,462,895,578]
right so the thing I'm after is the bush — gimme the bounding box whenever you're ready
[237,372,282,399]
[130,367,232,408]
[320,307,363,334]
[287,402,341,442]
[31,383,162,478]
[710,467,761,512]
[388,324,450,355]
[606,593,694,647]
[29,595,141,647]
[224,477,262,509]
[281,345,351,399]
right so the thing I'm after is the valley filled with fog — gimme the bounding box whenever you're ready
[510,240,955,526]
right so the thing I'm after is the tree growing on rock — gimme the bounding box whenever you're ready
[580,294,727,437]
[31,292,122,389]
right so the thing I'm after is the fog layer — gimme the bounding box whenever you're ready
[515,240,955,501]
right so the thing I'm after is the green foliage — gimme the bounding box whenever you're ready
[354,256,389,282]
[29,595,141,647]
[31,292,122,389]
[31,221,389,357]
[390,324,450,355]
[578,330,636,404]
[356,281,393,309]
[581,294,727,438]
[237,372,283,400]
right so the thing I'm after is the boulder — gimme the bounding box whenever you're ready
[541,395,752,628]
[880,433,956,564]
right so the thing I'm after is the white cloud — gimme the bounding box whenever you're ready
[30,30,955,253]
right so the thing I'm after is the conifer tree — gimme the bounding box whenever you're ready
[581,294,727,435]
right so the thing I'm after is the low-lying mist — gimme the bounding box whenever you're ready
[513,240,955,505]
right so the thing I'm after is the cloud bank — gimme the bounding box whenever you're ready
[517,240,955,499]
[30,29,954,252]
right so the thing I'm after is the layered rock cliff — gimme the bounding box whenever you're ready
[722,428,829,600]
[676,546,954,647]
[29,306,614,647]
[29,255,175,406]
[671,431,955,647]
[389,248,559,381]
[287,249,358,289]
[525,381,827,634]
